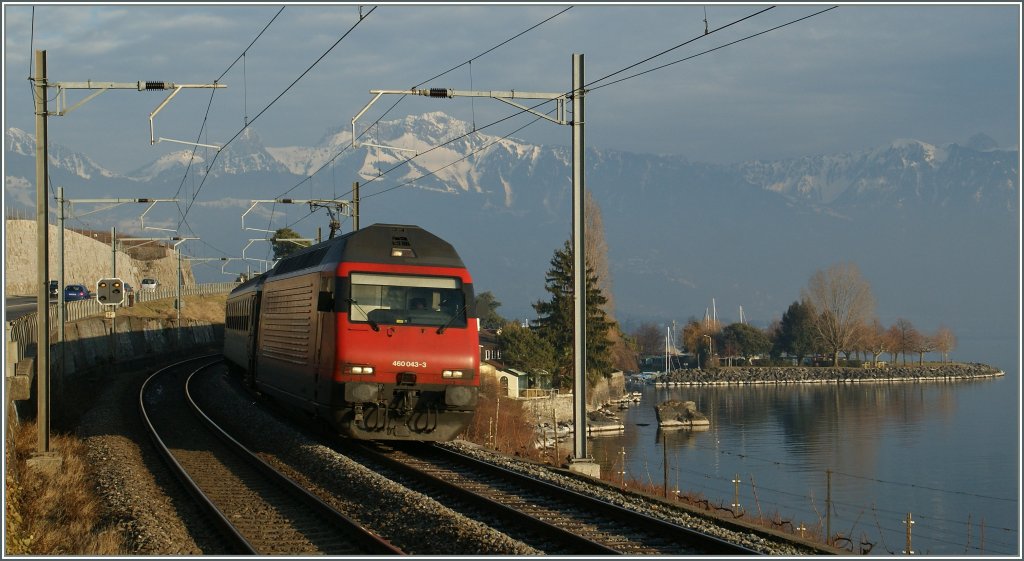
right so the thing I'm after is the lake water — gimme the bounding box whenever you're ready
[588,338,1020,556]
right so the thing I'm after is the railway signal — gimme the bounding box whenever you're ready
[96,277,125,305]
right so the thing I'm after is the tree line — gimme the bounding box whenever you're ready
[631,262,957,369]
[475,192,634,391]
[474,197,957,384]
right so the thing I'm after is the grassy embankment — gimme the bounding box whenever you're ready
[5,294,227,554]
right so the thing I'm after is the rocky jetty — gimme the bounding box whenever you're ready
[587,409,625,433]
[654,400,710,428]
[657,363,1004,386]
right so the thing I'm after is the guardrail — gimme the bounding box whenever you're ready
[5,282,239,364]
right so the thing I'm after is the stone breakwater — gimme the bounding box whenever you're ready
[658,363,1004,386]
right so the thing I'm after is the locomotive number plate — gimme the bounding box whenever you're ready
[393,360,427,368]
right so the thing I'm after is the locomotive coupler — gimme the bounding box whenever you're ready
[354,403,364,428]
[392,390,413,416]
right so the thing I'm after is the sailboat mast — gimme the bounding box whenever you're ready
[665,327,670,374]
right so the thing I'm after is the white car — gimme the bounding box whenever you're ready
[141,278,159,291]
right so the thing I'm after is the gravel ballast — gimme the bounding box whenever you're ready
[76,360,849,555]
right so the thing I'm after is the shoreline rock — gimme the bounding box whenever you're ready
[655,400,710,428]
[656,363,1004,386]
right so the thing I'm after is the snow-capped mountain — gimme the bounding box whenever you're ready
[4,116,1018,340]
[126,127,295,180]
[737,137,1017,212]
[5,126,121,181]
[8,115,1014,215]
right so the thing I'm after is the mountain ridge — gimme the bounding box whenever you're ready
[6,115,1015,216]
[4,114,1019,344]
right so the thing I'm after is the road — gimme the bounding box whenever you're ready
[5,296,53,322]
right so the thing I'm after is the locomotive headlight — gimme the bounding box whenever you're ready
[346,365,375,375]
[442,370,464,379]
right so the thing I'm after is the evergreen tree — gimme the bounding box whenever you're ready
[475,291,506,330]
[271,227,310,259]
[772,300,818,365]
[497,321,556,376]
[720,322,771,361]
[532,240,613,389]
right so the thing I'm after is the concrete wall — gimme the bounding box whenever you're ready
[588,371,626,406]
[515,371,627,426]
[5,316,222,405]
[519,393,575,426]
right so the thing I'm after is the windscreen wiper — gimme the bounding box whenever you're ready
[346,299,379,331]
[436,304,466,334]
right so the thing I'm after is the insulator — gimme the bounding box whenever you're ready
[145,81,170,90]
[429,88,450,98]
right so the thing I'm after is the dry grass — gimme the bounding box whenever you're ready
[461,376,545,462]
[4,422,124,555]
[118,293,227,324]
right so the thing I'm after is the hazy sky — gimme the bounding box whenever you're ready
[3,2,1020,174]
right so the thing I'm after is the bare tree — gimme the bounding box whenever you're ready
[933,325,957,363]
[889,318,921,366]
[884,324,901,364]
[682,317,721,368]
[801,262,876,366]
[585,190,613,318]
[860,318,888,367]
[582,191,637,373]
[631,322,665,356]
[914,333,937,365]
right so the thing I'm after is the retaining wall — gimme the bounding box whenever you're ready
[5,316,223,405]
[516,371,627,426]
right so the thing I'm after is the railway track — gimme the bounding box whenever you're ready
[341,440,761,555]
[139,356,402,556]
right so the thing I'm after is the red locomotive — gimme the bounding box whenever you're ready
[224,224,479,441]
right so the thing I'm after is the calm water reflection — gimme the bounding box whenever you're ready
[588,344,1019,556]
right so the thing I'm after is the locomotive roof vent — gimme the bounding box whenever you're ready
[390,235,416,258]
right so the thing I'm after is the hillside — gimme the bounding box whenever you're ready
[3,219,194,297]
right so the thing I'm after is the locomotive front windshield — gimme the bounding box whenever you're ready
[348,273,467,329]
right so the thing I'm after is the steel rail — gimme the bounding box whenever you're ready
[183,362,403,555]
[138,355,256,554]
[139,356,403,555]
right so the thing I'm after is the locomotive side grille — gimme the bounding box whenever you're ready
[261,283,314,364]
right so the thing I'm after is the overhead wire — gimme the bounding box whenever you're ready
[169,6,286,242]
[277,104,556,236]
[269,6,573,206]
[261,6,574,238]
[584,5,775,89]
[177,5,376,235]
[589,5,840,92]
[272,5,843,244]
[177,5,830,260]
[345,5,802,201]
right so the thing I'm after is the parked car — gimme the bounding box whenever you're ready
[64,284,90,302]
[141,278,158,291]
[48,280,59,299]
